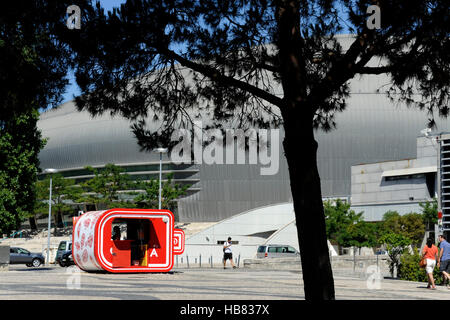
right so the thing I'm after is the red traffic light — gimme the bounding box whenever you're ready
[438,211,443,219]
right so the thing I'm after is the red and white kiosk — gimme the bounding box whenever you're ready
[72,208,184,273]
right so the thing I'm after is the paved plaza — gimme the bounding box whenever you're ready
[1,265,450,300]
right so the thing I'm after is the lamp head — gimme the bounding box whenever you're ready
[420,128,431,137]
[43,168,58,174]
[154,147,168,153]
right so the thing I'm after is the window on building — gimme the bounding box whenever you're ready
[384,173,425,181]
[425,173,436,197]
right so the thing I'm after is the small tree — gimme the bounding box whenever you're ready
[324,199,364,253]
[379,232,412,278]
[382,210,401,221]
[339,221,378,255]
[133,173,189,216]
[36,174,83,235]
[80,164,189,214]
[0,172,16,235]
[80,164,135,210]
[419,199,438,231]
[401,213,426,247]
[382,211,425,248]
[0,110,45,233]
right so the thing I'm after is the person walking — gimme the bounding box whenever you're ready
[422,238,438,290]
[223,237,237,269]
[437,234,450,289]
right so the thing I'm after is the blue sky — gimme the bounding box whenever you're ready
[61,1,351,104]
[61,0,127,104]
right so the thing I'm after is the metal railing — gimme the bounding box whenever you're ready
[0,230,25,242]
[175,253,241,269]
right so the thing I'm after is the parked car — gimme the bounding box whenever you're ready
[256,244,300,258]
[55,240,72,267]
[9,247,45,267]
[59,251,75,267]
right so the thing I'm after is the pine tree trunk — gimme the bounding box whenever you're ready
[56,210,64,228]
[281,106,335,300]
[53,212,59,236]
[28,216,37,230]
[275,0,335,300]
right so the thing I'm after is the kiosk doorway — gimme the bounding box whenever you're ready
[111,218,154,268]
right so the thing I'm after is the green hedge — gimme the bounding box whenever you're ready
[398,249,442,284]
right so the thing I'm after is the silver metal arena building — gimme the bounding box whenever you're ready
[37,35,450,224]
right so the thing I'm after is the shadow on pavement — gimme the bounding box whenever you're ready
[9,267,54,271]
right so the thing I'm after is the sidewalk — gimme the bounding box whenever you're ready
[1,265,450,300]
[331,273,450,300]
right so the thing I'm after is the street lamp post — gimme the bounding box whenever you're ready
[422,129,443,244]
[436,133,443,243]
[154,148,168,209]
[43,168,58,265]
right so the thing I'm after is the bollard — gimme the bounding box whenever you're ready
[199,254,202,268]
[187,255,190,268]
[237,254,240,268]
[0,246,10,272]
[211,255,213,268]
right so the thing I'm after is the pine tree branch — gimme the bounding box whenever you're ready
[161,49,284,109]
[356,66,393,75]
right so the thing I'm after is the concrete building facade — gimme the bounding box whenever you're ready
[350,135,439,221]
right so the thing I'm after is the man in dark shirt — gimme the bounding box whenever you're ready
[437,234,450,288]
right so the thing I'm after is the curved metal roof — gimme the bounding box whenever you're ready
[37,35,450,222]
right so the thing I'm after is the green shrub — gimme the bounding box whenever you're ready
[398,249,442,284]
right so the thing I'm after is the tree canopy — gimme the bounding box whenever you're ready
[80,164,136,210]
[382,211,425,247]
[35,173,83,232]
[419,199,438,230]
[0,110,44,235]
[379,232,412,277]
[133,173,189,212]
[0,0,90,235]
[324,199,378,251]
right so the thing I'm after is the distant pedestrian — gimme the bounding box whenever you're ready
[223,237,237,269]
[422,238,438,290]
[112,226,121,240]
[437,234,450,289]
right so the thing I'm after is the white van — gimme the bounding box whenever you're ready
[256,244,300,258]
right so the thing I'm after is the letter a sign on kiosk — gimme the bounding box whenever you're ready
[72,209,185,273]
